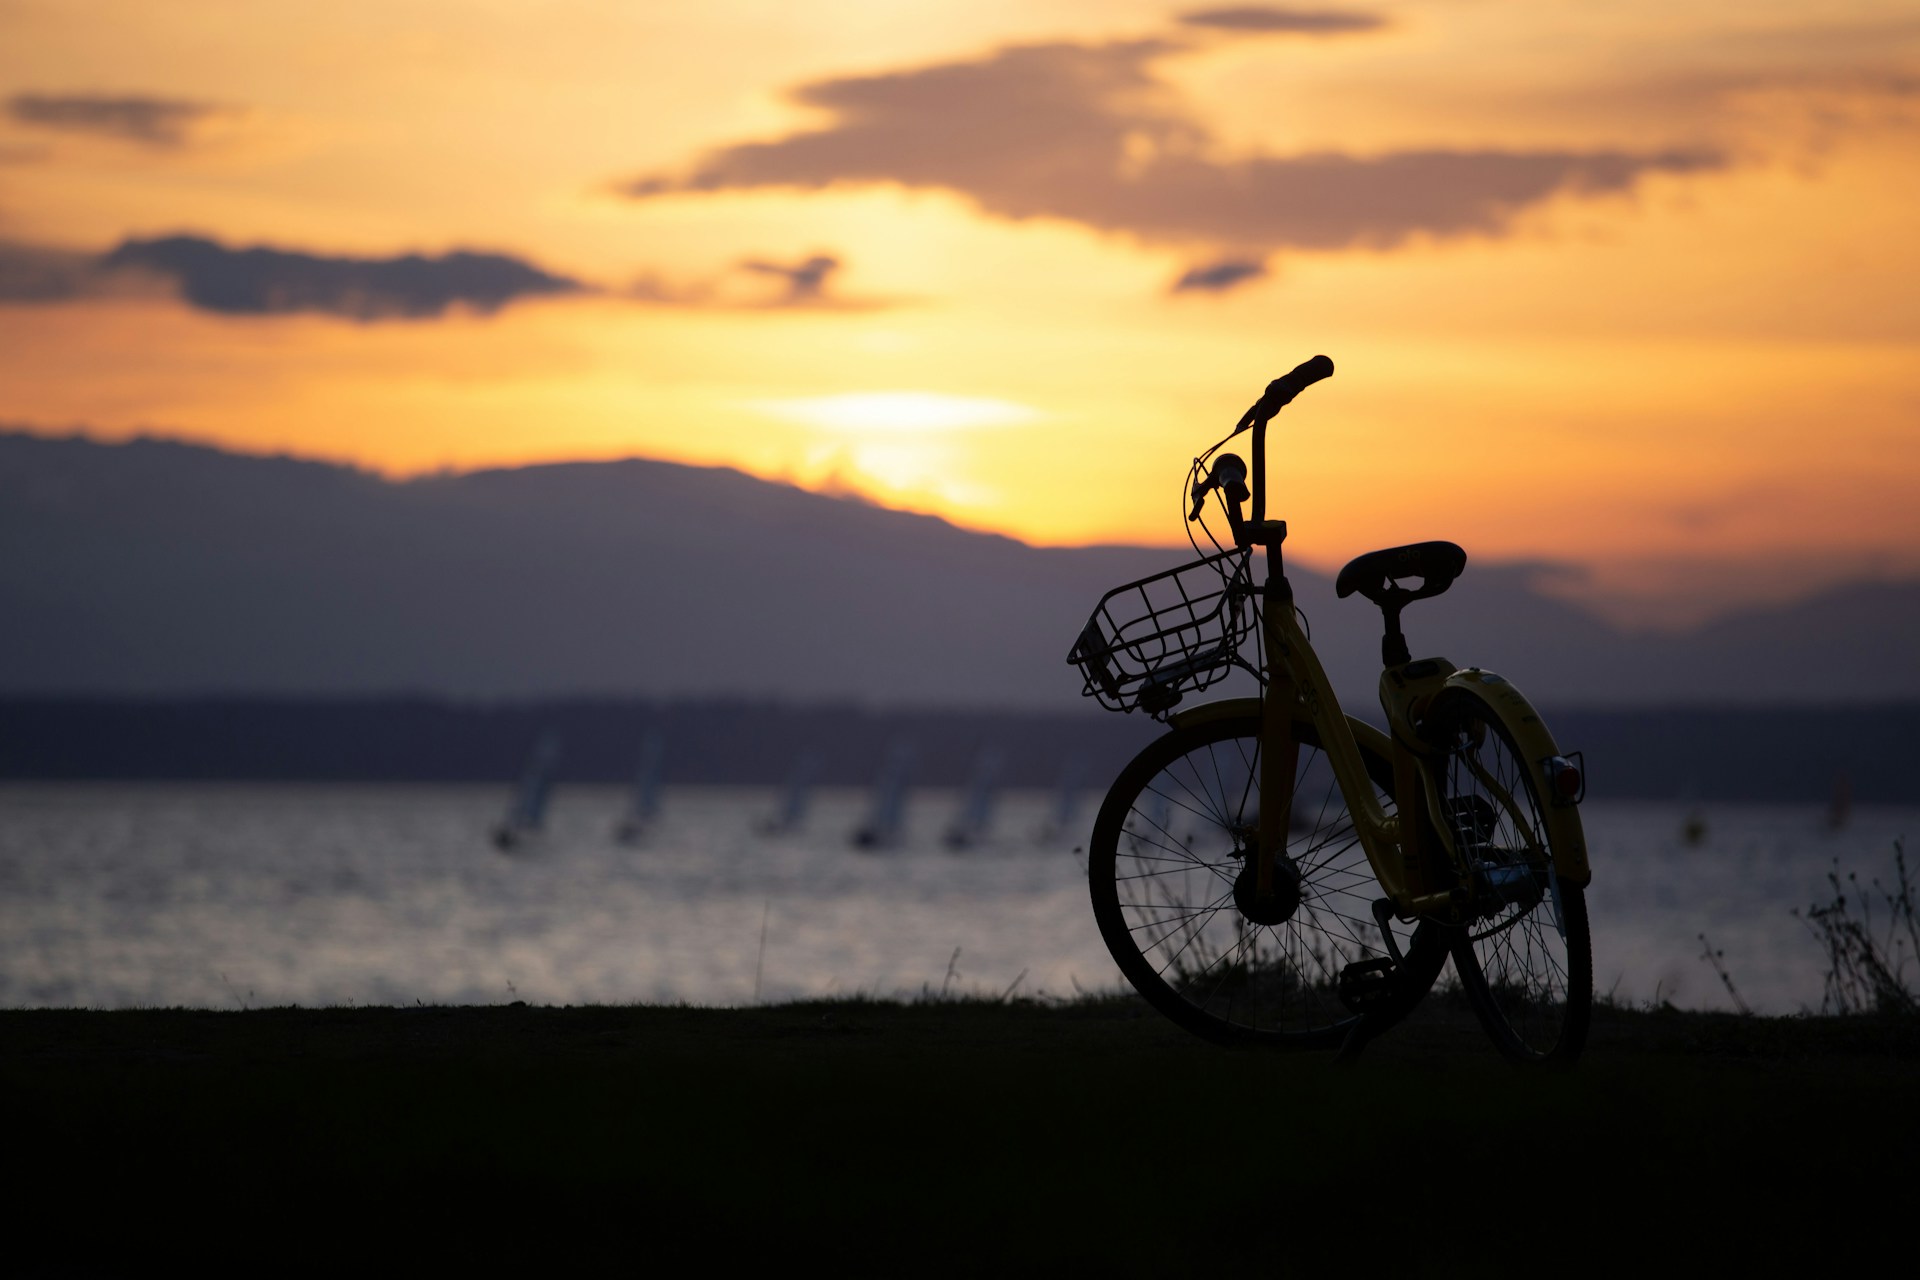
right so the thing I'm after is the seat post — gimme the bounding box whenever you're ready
[1380,597,1411,668]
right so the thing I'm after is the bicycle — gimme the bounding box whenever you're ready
[1069,356,1592,1065]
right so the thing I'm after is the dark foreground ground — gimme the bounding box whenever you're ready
[5,997,1915,1276]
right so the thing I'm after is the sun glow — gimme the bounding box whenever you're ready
[1,2,1917,621]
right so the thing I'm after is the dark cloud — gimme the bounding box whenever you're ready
[98,235,586,319]
[1178,8,1386,35]
[0,239,178,303]
[740,253,841,303]
[1,235,585,316]
[620,40,1722,257]
[629,251,881,310]
[1173,258,1268,292]
[0,241,95,301]
[3,232,872,319]
[7,94,226,147]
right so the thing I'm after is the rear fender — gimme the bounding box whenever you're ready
[1440,669,1592,887]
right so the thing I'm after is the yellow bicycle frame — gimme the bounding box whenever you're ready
[1169,594,1590,929]
[1177,380,1589,931]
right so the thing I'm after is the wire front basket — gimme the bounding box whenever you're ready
[1068,548,1256,716]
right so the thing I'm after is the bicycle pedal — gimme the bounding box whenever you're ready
[1336,957,1399,1014]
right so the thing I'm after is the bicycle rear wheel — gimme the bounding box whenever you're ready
[1089,709,1446,1048]
[1427,686,1592,1066]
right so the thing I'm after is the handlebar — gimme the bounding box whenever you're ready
[1233,355,1334,436]
[1188,356,1333,545]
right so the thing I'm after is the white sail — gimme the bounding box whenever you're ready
[853,741,914,849]
[944,747,1004,849]
[760,751,818,834]
[1037,754,1087,842]
[614,730,666,843]
[493,731,561,851]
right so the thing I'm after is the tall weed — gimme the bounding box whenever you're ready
[1793,839,1917,1015]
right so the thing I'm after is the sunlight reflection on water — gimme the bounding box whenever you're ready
[1,784,1910,1013]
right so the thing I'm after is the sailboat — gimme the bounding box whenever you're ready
[1680,809,1708,847]
[943,747,1004,850]
[1036,755,1086,844]
[757,751,819,835]
[492,731,561,852]
[1677,782,1707,847]
[852,741,914,850]
[1122,787,1194,855]
[1826,773,1852,832]
[613,731,666,844]
[1144,788,1176,844]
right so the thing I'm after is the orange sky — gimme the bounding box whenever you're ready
[2,1,1916,627]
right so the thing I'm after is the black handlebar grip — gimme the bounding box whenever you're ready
[1236,354,1334,433]
[1266,354,1334,406]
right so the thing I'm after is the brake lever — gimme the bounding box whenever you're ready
[1188,452,1250,525]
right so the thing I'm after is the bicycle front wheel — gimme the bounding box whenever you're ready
[1428,686,1592,1066]
[1089,709,1443,1047]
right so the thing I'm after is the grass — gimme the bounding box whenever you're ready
[1793,839,1918,1014]
[8,844,1916,1273]
[5,994,1915,1275]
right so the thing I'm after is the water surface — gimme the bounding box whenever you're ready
[2,784,1908,1013]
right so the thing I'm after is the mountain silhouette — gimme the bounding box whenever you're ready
[3,431,1915,706]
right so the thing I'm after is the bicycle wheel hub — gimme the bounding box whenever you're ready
[1233,849,1303,925]
[1473,859,1546,913]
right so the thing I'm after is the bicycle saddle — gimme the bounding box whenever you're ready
[1335,541,1467,605]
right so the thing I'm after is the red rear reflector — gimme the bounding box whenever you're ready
[1548,756,1582,799]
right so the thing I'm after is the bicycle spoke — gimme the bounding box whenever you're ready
[1429,692,1590,1063]
[1091,712,1434,1047]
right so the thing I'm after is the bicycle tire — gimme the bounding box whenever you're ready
[1089,708,1447,1048]
[1427,686,1592,1066]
